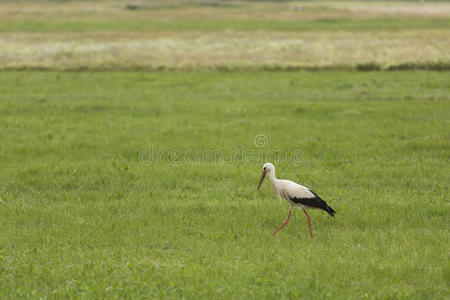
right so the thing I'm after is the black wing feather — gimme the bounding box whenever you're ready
[290,190,336,217]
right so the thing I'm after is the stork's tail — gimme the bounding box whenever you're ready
[324,203,336,217]
[307,189,336,217]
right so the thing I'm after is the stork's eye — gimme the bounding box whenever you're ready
[264,167,266,170]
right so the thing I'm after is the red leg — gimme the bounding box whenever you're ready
[272,206,293,236]
[303,208,313,238]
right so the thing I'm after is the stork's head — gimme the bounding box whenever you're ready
[257,163,274,190]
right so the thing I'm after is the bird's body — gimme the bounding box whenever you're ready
[257,163,335,237]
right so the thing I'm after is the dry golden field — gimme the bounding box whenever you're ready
[1,0,449,70]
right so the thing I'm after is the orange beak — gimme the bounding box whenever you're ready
[257,170,267,190]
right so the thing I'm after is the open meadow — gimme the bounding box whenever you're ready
[1,0,449,70]
[0,0,449,299]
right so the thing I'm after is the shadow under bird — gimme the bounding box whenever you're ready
[257,163,336,238]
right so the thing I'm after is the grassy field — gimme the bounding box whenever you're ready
[0,0,449,298]
[0,71,449,298]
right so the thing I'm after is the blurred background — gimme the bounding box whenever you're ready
[1,0,449,71]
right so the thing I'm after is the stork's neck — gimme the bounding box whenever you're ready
[268,170,279,188]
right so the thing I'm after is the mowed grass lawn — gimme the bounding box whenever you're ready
[0,70,449,298]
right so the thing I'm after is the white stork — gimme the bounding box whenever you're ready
[257,163,335,237]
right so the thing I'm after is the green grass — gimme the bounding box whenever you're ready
[1,18,449,32]
[0,70,449,298]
